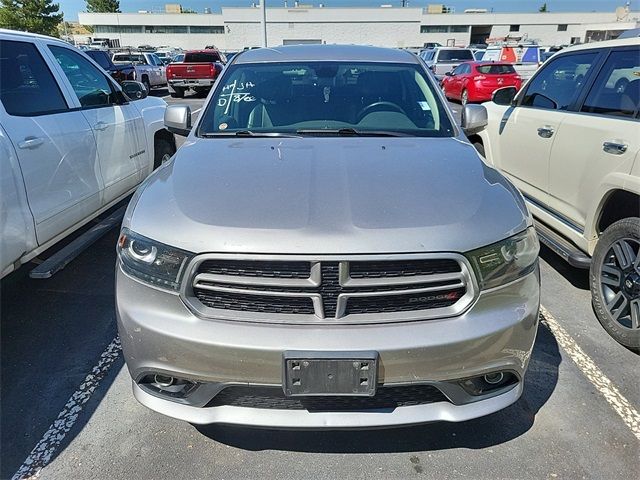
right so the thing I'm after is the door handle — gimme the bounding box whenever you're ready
[17,136,44,149]
[602,141,628,155]
[537,126,555,138]
[93,121,109,131]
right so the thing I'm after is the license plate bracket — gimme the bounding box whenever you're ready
[283,351,378,397]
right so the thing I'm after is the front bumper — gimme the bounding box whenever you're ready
[116,266,540,427]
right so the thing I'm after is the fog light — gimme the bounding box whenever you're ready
[484,372,504,385]
[458,371,517,396]
[139,373,199,399]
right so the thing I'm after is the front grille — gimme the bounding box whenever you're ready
[194,290,315,315]
[207,385,448,411]
[198,260,310,279]
[185,255,474,323]
[346,287,466,315]
[349,259,460,278]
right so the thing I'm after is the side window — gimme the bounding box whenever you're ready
[49,45,118,108]
[581,49,640,118]
[451,65,463,75]
[150,54,160,66]
[0,40,68,116]
[521,52,598,110]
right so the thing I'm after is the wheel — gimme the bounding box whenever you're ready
[473,141,485,157]
[170,87,184,98]
[461,89,469,106]
[590,217,640,352]
[142,76,151,94]
[153,138,176,169]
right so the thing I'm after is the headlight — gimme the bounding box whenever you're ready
[465,227,539,290]
[117,228,193,291]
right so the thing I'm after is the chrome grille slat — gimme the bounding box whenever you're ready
[181,254,477,324]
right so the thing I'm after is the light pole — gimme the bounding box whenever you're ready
[260,0,267,47]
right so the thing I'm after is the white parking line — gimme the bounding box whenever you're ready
[540,305,640,441]
[11,337,122,480]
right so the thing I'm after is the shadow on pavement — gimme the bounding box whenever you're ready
[539,244,590,291]
[0,228,123,479]
[197,320,561,453]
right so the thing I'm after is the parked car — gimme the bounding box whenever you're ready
[0,29,176,278]
[165,49,224,98]
[470,38,640,351]
[442,61,522,104]
[115,45,540,428]
[85,49,135,85]
[472,49,486,60]
[482,44,542,82]
[112,52,166,92]
[419,47,475,81]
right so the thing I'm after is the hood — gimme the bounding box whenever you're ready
[125,137,529,254]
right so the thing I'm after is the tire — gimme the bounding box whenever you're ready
[153,137,176,169]
[473,141,485,158]
[590,217,640,352]
[142,76,151,94]
[461,89,469,106]
[170,87,184,98]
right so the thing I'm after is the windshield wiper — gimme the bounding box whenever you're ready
[201,130,302,138]
[296,128,410,137]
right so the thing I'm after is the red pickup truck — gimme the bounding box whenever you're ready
[166,50,224,98]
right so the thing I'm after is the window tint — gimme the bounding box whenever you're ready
[581,49,640,118]
[0,40,68,116]
[451,65,465,75]
[437,49,474,62]
[113,54,145,63]
[85,50,111,70]
[150,54,162,66]
[521,52,597,110]
[199,61,454,137]
[477,64,516,74]
[185,52,221,63]
[49,46,117,108]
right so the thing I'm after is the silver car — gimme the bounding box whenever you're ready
[116,45,540,428]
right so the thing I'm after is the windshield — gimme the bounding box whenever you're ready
[438,49,474,62]
[198,61,454,137]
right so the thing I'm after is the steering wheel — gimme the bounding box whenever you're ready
[356,101,406,122]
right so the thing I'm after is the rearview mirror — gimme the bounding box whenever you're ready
[492,86,517,106]
[121,81,148,100]
[164,105,192,136]
[461,104,488,135]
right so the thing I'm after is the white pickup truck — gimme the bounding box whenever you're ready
[0,29,176,278]
[112,52,167,92]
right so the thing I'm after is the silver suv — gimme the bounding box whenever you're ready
[115,45,540,428]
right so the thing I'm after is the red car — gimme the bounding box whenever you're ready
[442,61,522,104]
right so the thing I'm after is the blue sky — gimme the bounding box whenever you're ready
[60,1,627,20]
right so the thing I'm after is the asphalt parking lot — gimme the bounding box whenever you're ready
[1,88,638,480]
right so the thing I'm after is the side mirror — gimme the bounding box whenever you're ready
[492,86,517,106]
[121,81,148,100]
[461,104,488,135]
[445,71,453,76]
[164,104,192,136]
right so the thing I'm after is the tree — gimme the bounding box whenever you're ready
[539,3,548,12]
[0,0,63,37]
[85,0,120,13]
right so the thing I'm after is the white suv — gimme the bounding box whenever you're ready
[0,29,175,277]
[469,38,640,351]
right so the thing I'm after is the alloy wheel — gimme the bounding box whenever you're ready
[599,238,640,330]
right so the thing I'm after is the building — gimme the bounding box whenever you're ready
[77,5,640,51]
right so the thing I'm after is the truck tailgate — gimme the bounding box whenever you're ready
[167,63,214,79]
